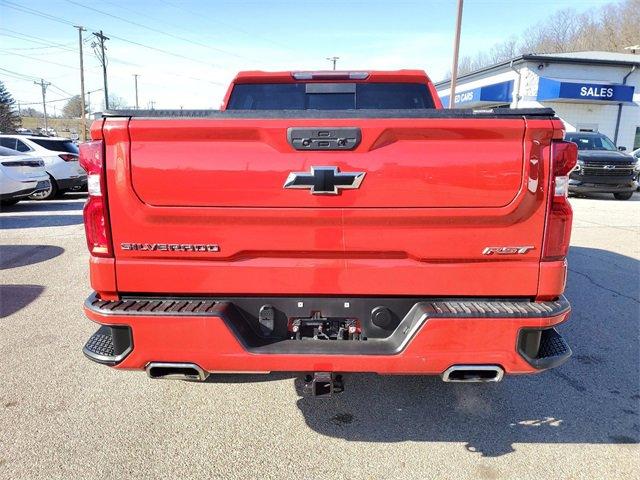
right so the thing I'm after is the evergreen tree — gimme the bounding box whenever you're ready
[0,81,21,133]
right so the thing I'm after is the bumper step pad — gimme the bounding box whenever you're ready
[431,299,564,317]
[89,297,219,315]
[518,327,572,370]
[83,324,133,365]
[538,328,571,360]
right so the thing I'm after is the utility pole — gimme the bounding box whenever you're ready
[449,0,464,109]
[86,88,102,117]
[92,30,110,110]
[34,78,51,131]
[326,56,339,70]
[133,74,139,109]
[75,25,87,140]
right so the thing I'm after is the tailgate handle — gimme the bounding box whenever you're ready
[287,127,361,151]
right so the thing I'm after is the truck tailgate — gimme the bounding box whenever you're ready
[102,114,555,297]
[128,118,525,208]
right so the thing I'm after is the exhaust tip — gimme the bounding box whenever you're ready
[442,365,504,383]
[146,362,209,382]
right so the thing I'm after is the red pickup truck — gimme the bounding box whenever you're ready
[81,70,576,395]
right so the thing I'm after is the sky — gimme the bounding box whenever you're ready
[0,0,616,111]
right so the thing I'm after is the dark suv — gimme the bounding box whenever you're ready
[566,132,638,200]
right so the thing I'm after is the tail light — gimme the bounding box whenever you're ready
[58,153,77,162]
[542,141,577,261]
[79,140,113,257]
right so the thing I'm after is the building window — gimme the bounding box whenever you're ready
[634,127,640,150]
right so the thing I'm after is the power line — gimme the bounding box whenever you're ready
[157,0,291,51]
[108,33,221,69]
[0,71,40,83]
[64,0,262,63]
[1,1,76,26]
[1,1,228,96]
[0,49,79,70]
[0,67,40,82]
[15,96,75,106]
[0,32,223,88]
[50,83,75,97]
[1,0,226,70]
[0,42,76,51]
[0,66,93,83]
[0,30,77,52]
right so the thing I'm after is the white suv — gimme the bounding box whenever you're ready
[0,134,87,200]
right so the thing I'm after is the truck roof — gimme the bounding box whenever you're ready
[232,70,433,84]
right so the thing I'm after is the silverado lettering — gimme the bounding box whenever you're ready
[120,243,220,252]
[80,70,576,396]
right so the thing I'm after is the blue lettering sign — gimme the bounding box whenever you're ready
[537,77,635,103]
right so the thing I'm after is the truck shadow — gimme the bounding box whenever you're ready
[0,245,65,270]
[293,246,640,456]
[205,372,296,384]
[0,214,83,229]
[0,196,86,229]
[1,198,86,212]
[0,285,45,318]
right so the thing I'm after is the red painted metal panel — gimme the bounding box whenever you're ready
[85,306,569,375]
[101,118,555,296]
[127,118,527,208]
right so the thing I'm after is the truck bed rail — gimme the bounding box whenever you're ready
[100,107,557,119]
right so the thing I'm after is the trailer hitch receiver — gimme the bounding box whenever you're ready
[302,372,344,397]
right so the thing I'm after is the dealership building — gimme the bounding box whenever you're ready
[436,52,640,151]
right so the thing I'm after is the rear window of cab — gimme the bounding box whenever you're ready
[227,82,435,110]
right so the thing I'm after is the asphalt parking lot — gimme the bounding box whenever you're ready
[1,193,638,480]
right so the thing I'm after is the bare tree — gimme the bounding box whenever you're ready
[62,95,87,118]
[101,94,126,110]
[449,0,639,79]
[21,107,43,117]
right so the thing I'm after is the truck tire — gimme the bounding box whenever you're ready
[613,192,633,200]
[28,174,58,201]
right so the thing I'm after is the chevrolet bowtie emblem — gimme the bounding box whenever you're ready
[283,166,366,195]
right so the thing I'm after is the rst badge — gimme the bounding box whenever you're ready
[121,243,220,253]
[482,246,535,255]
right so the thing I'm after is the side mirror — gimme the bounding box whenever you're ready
[618,146,627,151]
